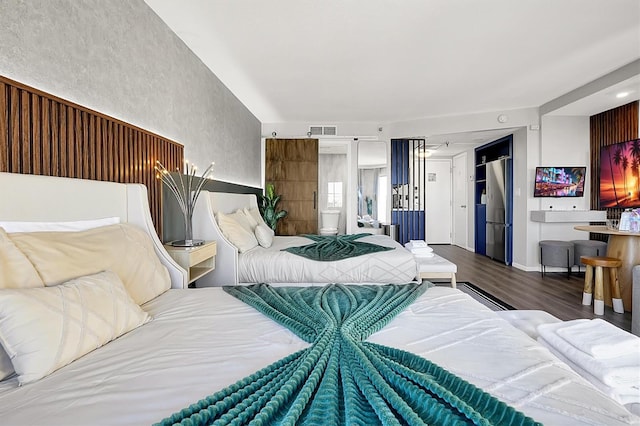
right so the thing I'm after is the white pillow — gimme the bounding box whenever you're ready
[0,228,46,382]
[254,224,274,248]
[0,348,14,382]
[242,208,259,230]
[0,270,150,385]
[228,210,253,234]
[0,217,120,233]
[217,212,258,253]
[246,208,266,228]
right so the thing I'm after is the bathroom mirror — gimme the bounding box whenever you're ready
[357,141,388,232]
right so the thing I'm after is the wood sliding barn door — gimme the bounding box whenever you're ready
[265,138,318,235]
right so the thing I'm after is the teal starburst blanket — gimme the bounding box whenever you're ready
[282,233,393,261]
[156,283,541,426]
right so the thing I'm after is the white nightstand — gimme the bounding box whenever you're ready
[164,241,217,287]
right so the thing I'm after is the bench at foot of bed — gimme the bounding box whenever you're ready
[416,254,457,288]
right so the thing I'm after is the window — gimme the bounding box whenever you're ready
[328,181,343,208]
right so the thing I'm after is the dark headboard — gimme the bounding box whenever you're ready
[0,76,183,238]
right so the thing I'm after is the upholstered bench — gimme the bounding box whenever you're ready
[415,254,457,288]
[539,240,574,278]
[571,239,608,271]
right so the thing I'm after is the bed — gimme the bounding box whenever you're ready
[0,172,638,425]
[191,191,418,286]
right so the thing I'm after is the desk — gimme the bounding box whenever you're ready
[574,225,636,312]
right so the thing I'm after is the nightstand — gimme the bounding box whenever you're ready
[164,241,217,287]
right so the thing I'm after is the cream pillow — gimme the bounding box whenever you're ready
[255,224,274,248]
[216,212,258,253]
[0,228,44,290]
[9,224,171,305]
[0,270,150,385]
[242,208,259,230]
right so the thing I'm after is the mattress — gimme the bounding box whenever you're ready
[238,234,418,283]
[0,287,637,425]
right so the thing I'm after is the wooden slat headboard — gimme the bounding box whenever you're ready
[0,76,183,238]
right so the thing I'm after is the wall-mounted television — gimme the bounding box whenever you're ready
[534,166,585,197]
[600,138,640,208]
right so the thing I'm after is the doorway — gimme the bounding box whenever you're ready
[426,159,452,244]
[318,140,349,234]
[452,153,468,249]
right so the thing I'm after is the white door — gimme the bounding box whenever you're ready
[426,159,452,244]
[452,153,468,249]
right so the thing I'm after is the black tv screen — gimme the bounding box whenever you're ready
[534,166,585,197]
[600,138,640,208]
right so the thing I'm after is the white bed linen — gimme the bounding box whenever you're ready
[239,234,418,284]
[0,289,309,426]
[0,287,637,425]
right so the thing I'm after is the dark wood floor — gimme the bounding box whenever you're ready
[431,245,633,332]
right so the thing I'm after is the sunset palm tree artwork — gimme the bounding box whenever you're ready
[600,138,640,208]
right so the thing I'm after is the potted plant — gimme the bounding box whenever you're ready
[258,183,288,232]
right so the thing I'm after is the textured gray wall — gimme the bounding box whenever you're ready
[0,0,261,187]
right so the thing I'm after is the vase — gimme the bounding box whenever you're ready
[170,212,204,247]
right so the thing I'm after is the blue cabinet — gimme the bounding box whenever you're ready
[474,136,512,265]
[475,204,486,255]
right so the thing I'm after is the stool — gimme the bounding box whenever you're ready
[539,240,574,279]
[580,256,623,315]
[571,240,608,271]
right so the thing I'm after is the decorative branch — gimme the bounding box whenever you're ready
[155,159,214,243]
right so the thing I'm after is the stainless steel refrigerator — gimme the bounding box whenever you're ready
[485,159,507,262]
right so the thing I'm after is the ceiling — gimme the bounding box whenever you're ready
[144,0,640,154]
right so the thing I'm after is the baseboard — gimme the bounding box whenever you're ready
[511,262,579,273]
[511,262,540,272]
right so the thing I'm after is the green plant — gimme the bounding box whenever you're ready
[258,183,288,232]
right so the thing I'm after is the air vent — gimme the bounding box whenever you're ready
[309,125,338,136]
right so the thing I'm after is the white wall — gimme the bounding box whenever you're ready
[537,116,591,221]
[512,127,535,270]
[0,0,262,187]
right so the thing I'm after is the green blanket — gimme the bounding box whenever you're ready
[156,283,540,426]
[282,233,393,261]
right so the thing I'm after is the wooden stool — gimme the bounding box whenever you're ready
[580,256,623,315]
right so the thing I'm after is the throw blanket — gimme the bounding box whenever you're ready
[156,283,540,426]
[282,233,393,261]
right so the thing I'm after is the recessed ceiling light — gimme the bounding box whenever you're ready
[616,91,629,98]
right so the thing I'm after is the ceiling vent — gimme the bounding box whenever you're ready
[309,125,337,136]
